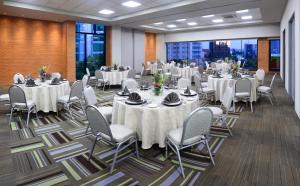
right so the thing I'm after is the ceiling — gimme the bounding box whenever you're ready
[0,0,287,33]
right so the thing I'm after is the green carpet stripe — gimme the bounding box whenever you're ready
[11,142,45,153]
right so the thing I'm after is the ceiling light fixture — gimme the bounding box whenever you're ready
[187,22,198,26]
[98,9,114,15]
[122,1,141,8]
[167,24,177,28]
[241,15,253,20]
[202,14,214,18]
[176,19,187,22]
[212,19,224,23]
[236,9,249,14]
[154,22,163,25]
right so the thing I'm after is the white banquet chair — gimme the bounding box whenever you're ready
[13,73,25,84]
[82,74,89,88]
[205,87,234,136]
[165,107,215,178]
[257,73,277,105]
[86,105,139,173]
[194,74,215,102]
[122,78,138,91]
[95,70,110,91]
[127,69,136,79]
[86,68,96,81]
[57,80,85,119]
[8,85,38,127]
[255,69,265,85]
[177,78,191,89]
[83,86,113,133]
[234,78,253,112]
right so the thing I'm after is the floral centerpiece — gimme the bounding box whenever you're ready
[38,65,50,82]
[231,63,239,78]
[152,72,165,96]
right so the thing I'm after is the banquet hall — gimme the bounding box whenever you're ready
[0,0,299,185]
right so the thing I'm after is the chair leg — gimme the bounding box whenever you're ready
[9,108,13,126]
[134,137,140,158]
[56,103,59,117]
[85,123,90,134]
[176,147,185,178]
[267,94,273,105]
[110,144,121,173]
[26,109,31,127]
[250,101,253,112]
[35,106,38,119]
[67,104,74,119]
[205,139,215,166]
[165,139,168,159]
[79,101,85,115]
[89,137,98,160]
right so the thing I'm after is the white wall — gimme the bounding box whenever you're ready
[121,28,134,68]
[280,0,300,118]
[112,26,122,65]
[164,24,280,42]
[156,34,166,62]
[133,30,145,72]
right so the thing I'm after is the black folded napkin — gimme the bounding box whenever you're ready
[51,77,60,84]
[122,86,130,95]
[26,78,36,86]
[126,66,130,70]
[17,78,23,84]
[119,66,125,71]
[164,92,180,104]
[128,92,142,102]
[184,86,191,95]
[105,67,111,72]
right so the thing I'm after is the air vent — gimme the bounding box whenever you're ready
[222,14,237,19]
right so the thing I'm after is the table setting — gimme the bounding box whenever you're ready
[100,66,129,85]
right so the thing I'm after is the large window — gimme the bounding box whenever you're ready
[269,39,280,71]
[166,39,258,70]
[76,23,105,80]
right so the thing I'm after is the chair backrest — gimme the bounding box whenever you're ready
[95,70,104,79]
[86,105,114,142]
[8,85,27,107]
[205,61,209,69]
[122,78,138,91]
[127,69,136,79]
[221,87,234,111]
[270,73,277,89]
[83,86,97,106]
[170,66,179,75]
[198,65,204,74]
[86,68,91,76]
[193,73,203,93]
[51,72,61,79]
[180,108,213,146]
[70,80,83,100]
[177,78,191,89]
[13,73,25,84]
[235,78,251,94]
[82,74,89,88]
[255,69,265,81]
[211,62,217,68]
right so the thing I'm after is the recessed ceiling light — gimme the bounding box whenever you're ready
[241,15,253,20]
[176,19,186,22]
[167,24,177,28]
[212,19,224,23]
[187,22,198,26]
[154,22,163,25]
[202,14,214,18]
[98,9,114,15]
[122,1,141,8]
[236,9,249,14]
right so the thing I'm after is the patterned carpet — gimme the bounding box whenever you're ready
[5,85,243,186]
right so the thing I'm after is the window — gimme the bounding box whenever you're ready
[166,39,258,70]
[269,39,280,71]
[76,23,105,80]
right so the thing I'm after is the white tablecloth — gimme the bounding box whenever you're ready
[177,67,198,80]
[208,75,258,102]
[20,80,70,112]
[102,70,129,85]
[215,63,231,74]
[112,89,199,149]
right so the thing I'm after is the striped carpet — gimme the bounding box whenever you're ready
[5,85,243,186]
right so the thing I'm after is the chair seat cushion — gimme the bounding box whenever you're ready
[206,107,223,116]
[168,128,204,146]
[135,75,141,79]
[14,100,35,109]
[102,124,135,142]
[58,95,79,103]
[235,92,250,97]
[257,86,271,93]
[0,94,9,101]
[201,82,208,88]
[90,76,96,80]
[202,88,215,94]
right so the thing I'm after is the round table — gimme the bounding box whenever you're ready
[207,75,258,102]
[19,80,70,112]
[112,89,199,149]
[102,70,129,85]
[177,67,198,81]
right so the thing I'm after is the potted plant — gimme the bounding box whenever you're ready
[38,65,50,82]
[152,72,164,96]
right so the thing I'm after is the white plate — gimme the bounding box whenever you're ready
[148,103,158,108]
[187,97,195,101]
